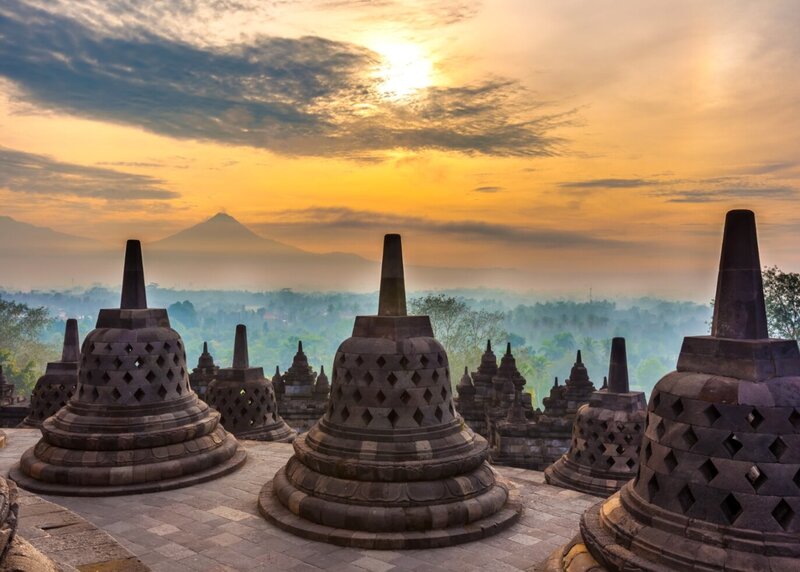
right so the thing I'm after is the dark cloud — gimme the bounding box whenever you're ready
[659,186,797,203]
[0,0,565,158]
[256,207,627,249]
[560,178,656,188]
[473,186,503,193]
[0,147,178,200]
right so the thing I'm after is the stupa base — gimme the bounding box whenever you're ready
[258,475,523,549]
[235,422,296,443]
[544,458,630,497]
[8,446,247,497]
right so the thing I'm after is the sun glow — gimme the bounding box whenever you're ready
[373,42,434,100]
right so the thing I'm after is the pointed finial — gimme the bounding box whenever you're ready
[711,210,768,339]
[120,239,147,309]
[320,365,325,375]
[607,337,629,393]
[576,349,583,364]
[464,366,469,375]
[203,341,208,354]
[601,375,608,390]
[298,340,303,353]
[506,342,512,356]
[232,324,249,368]
[486,339,492,352]
[553,376,559,388]
[61,319,80,362]
[275,366,281,376]
[378,234,407,316]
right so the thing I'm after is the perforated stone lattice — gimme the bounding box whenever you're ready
[634,386,800,533]
[569,413,642,473]
[206,384,278,431]
[326,350,455,430]
[77,336,190,406]
[27,382,75,424]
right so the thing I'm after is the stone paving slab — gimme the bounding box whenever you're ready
[1,429,597,571]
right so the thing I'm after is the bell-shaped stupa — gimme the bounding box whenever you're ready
[258,234,522,549]
[276,341,329,432]
[20,319,81,429]
[455,341,497,436]
[543,210,800,571]
[206,325,295,442]
[188,341,218,402]
[10,240,246,495]
[544,337,647,496]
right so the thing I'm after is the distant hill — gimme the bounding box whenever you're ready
[0,215,97,252]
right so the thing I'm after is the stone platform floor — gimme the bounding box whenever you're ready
[0,429,600,571]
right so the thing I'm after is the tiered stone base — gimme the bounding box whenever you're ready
[234,421,295,442]
[544,457,629,498]
[259,471,522,549]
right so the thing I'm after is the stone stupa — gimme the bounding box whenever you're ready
[258,234,522,549]
[206,325,295,442]
[544,337,647,497]
[10,240,246,495]
[276,341,329,432]
[188,341,218,402]
[19,319,80,429]
[542,209,800,571]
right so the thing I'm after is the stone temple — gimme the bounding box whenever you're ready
[455,340,498,437]
[542,209,800,571]
[206,324,296,442]
[9,240,246,495]
[544,337,647,497]
[258,234,522,549]
[20,318,80,429]
[274,341,329,432]
[188,341,218,402]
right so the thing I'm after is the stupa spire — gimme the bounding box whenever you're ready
[607,337,629,393]
[232,324,249,369]
[61,318,80,363]
[377,234,407,317]
[120,239,147,309]
[711,209,768,339]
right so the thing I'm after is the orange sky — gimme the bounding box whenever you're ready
[1,1,799,299]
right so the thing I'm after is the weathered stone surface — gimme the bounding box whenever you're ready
[9,240,246,496]
[545,338,647,497]
[19,319,80,429]
[188,341,218,403]
[455,340,497,437]
[541,210,800,571]
[274,341,328,432]
[259,234,522,548]
[207,325,295,442]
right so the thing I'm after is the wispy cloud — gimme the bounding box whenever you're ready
[559,178,657,189]
[255,206,627,248]
[473,186,503,193]
[658,186,797,203]
[0,147,178,200]
[0,0,566,158]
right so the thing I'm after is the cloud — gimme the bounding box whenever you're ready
[313,0,480,27]
[658,186,797,203]
[0,147,178,200]
[255,206,627,249]
[560,178,656,189]
[0,0,566,158]
[473,186,503,193]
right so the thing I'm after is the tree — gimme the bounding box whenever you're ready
[762,266,800,340]
[0,297,54,395]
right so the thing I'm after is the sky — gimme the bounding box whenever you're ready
[1,1,800,298]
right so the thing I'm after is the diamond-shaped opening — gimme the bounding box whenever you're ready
[411,372,421,385]
[86,371,93,381]
[420,355,429,366]
[400,390,411,405]
[163,342,171,351]
[133,387,146,401]
[677,485,695,514]
[91,387,100,401]
[671,398,684,418]
[173,354,180,365]
[156,355,165,367]
[664,450,678,473]
[111,387,121,401]
[113,357,123,369]
[793,468,800,489]
[413,408,424,426]
[376,390,386,404]
[624,433,633,444]
[720,493,743,525]
[166,369,175,380]
[723,433,743,457]
[588,453,596,464]
[699,459,719,483]
[101,372,111,382]
[423,388,433,403]
[157,385,168,399]
[606,456,615,468]
[340,406,350,422]
[608,432,616,442]
[652,392,661,410]
[145,370,156,383]
[336,386,343,398]
[746,408,765,430]
[616,444,625,455]
[790,409,800,429]
[647,474,660,501]
[144,343,154,353]
[355,356,364,366]
[437,352,444,364]
[434,405,443,422]
[344,371,353,383]
[745,465,767,492]
[176,384,183,395]
[441,387,448,400]
[683,427,698,448]
[361,409,373,425]
[773,499,795,531]
[364,372,374,385]
[399,355,409,368]
[432,370,440,382]
[634,423,642,432]
[388,409,399,427]
[656,420,666,440]
[353,389,362,403]
[125,344,133,354]
[239,407,247,417]
[94,357,101,367]
[769,436,787,461]
[626,457,636,469]
[338,354,346,365]
[376,356,386,367]
[387,372,398,386]
[704,404,721,426]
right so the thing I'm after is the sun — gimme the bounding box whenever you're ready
[373,42,434,100]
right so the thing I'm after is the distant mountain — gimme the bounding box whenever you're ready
[0,215,97,252]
